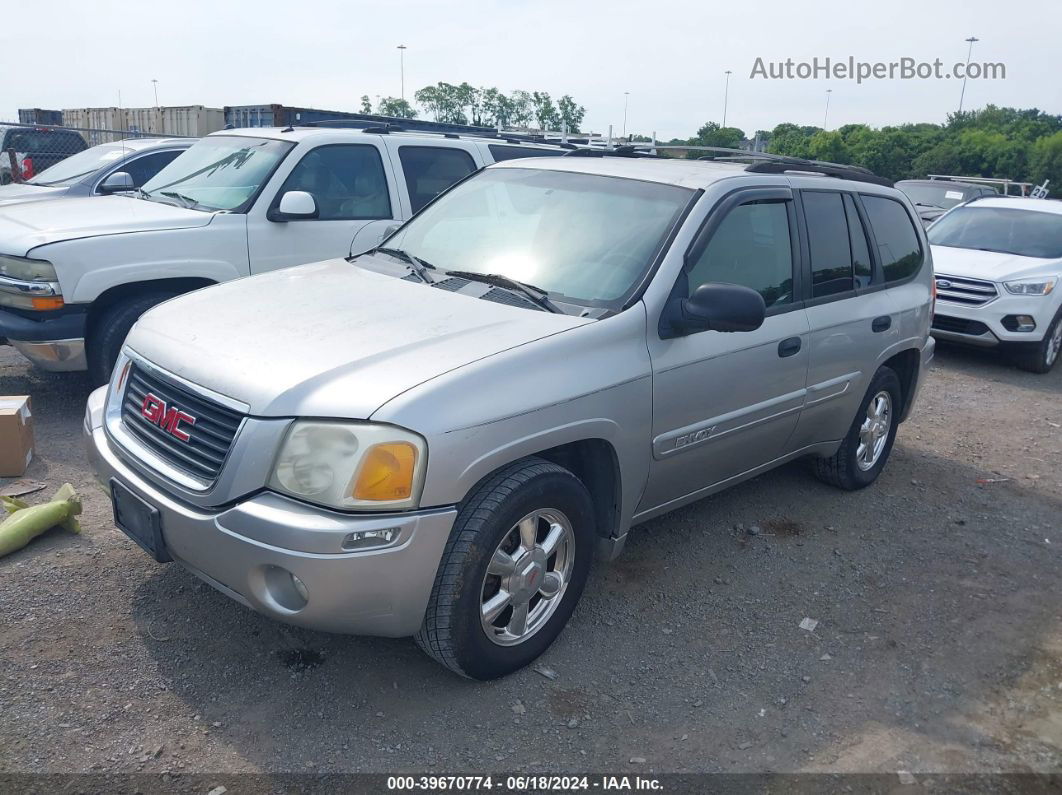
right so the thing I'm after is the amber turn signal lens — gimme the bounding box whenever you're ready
[352,442,417,501]
[31,296,64,310]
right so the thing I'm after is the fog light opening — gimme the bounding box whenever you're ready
[341,527,399,551]
[261,565,309,612]
[1003,314,1037,333]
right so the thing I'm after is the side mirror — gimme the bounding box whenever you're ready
[269,190,318,221]
[665,283,766,337]
[99,171,135,194]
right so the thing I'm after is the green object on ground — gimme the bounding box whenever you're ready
[0,483,81,558]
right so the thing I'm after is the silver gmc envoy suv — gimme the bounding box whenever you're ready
[86,153,935,679]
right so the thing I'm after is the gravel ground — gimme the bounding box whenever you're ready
[0,342,1060,779]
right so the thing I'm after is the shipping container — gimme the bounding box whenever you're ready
[158,106,224,137]
[17,108,63,126]
[61,107,128,144]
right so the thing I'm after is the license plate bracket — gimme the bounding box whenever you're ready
[110,479,171,563]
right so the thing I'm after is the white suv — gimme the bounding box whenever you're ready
[928,197,1062,373]
[0,126,565,382]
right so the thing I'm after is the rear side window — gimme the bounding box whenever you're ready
[398,146,477,213]
[687,200,794,309]
[488,144,560,162]
[803,192,854,298]
[279,144,391,221]
[862,195,923,282]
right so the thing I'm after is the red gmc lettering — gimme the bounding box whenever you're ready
[140,393,196,442]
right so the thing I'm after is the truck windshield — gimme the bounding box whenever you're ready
[28,144,127,186]
[140,136,293,212]
[928,206,1062,259]
[382,167,694,307]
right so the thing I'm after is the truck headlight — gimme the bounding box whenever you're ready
[0,255,58,282]
[269,421,427,511]
[0,255,62,310]
[1003,277,1056,296]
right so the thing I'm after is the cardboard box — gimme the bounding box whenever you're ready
[0,396,34,477]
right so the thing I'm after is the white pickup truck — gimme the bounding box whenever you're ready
[0,126,564,382]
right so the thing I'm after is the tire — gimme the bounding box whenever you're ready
[86,292,177,385]
[415,457,595,680]
[1011,307,1062,374]
[813,367,902,491]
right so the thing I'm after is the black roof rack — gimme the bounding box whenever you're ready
[563,145,658,159]
[653,145,893,187]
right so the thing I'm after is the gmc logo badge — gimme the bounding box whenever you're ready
[141,393,196,442]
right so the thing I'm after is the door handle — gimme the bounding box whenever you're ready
[777,336,802,358]
[872,315,892,333]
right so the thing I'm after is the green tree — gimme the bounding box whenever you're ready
[414,82,467,124]
[557,95,585,133]
[531,91,560,130]
[376,97,417,119]
[1030,131,1062,191]
[806,130,849,163]
[359,95,373,114]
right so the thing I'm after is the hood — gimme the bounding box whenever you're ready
[0,195,214,256]
[930,244,1060,282]
[0,183,67,207]
[126,259,590,418]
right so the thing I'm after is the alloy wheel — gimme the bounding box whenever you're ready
[856,391,892,471]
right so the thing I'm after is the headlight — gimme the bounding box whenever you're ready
[0,255,62,310]
[269,421,427,511]
[1003,277,1056,296]
[0,255,58,282]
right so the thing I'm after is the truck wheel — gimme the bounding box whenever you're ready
[415,457,594,680]
[1012,308,1062,374]
[87,292,177,385]
[812,367,902,491]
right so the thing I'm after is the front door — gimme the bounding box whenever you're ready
[640,187,810,514]
[247,142,398,273]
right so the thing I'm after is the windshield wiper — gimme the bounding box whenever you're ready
[374,247,437,283]
[443,270,562,313]
[158,190,201,210]
[914,202,944,209]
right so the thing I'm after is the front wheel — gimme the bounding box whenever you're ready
[1011,308,1062,374]
[812,367,902,491]
[415,458,595,680]
[86,292,178,385]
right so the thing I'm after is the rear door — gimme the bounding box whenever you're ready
[786,187,905,449]
[246,141,399,273]
[640,187,811,513]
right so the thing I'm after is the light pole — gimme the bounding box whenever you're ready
[151,79,159,107]
[622,92,629,138]
[722,70,732,128]
[823,89,832,129]
[397,44,407,101]
[957,36,979,114]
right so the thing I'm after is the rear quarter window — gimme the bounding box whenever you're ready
[861,195,923,282]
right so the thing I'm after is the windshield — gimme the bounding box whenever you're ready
[382,167,694,307]
[899,184,981,210]
[140,136,293,212]
[928,206,1062,259]
[27,144,129,186]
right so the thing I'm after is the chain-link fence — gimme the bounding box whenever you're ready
[0,122,190,184]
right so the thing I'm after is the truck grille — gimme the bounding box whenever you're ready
[935,274,998,306]
[121,364,244,482]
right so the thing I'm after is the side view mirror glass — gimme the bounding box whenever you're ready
[270,190,318,221]
[670,282,766,336]
[99,171,135,193]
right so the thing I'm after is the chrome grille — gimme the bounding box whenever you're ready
[121,365,243,482]
[934,274,998,306]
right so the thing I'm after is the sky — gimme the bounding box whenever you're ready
[3,0,1061,140]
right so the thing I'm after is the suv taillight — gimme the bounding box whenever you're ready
[20,157,34,180]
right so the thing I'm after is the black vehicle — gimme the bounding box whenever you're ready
[895,179,1000,227]
[0,125,88,184]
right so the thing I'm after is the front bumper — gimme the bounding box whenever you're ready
[932,293,1059,347]
[84,388,456,637]
[0,306,87,371]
